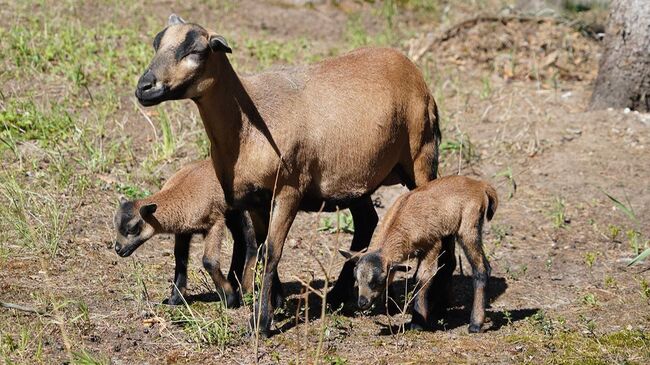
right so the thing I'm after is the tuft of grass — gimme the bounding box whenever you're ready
[116,183,150,200]
[549,197,568,229]
[71,349,109,365]
[167,302,236,348]
[0,173,72,257]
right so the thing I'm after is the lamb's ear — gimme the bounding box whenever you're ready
[139,203,157,218]
[168,14,186,26]
[119,195,128,205]
[338,249,360,263]
[209,35,232,53]
[389,264,412,272]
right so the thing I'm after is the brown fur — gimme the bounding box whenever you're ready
[135,16,441,336]
[113,160,256,307]
[352,175,497,333]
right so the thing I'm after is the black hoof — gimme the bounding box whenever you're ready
[468,323,482,333]
[408,321,426,331]
[165,295,184,306]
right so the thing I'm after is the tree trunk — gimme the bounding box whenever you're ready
[590,0,650,112]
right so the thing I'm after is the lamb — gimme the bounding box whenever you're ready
[113,160,258,307]
[341,175,498,333]
[134,14,446,337]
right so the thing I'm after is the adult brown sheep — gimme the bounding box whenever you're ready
[135,14,451,337]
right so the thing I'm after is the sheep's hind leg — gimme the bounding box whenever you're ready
[168,233,192,305]
[458,227,490,333]
[327,196,378,310]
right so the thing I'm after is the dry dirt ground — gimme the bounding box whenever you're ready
[1,1,649,364]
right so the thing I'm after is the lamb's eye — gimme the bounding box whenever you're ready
[128,225,140,235]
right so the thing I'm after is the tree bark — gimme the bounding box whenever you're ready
[590,0,650,112]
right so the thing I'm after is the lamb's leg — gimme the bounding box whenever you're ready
[250,189,300,338]
[459,225,490,333]
[168,233,191,305]
[203,219,238,308]
[427,236,456,321]
[224,209,256,295]
[410,243,441,331]
[328,196,378,309]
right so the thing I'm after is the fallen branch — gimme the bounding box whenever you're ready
[409,14,582,62]
[1,301,51,317]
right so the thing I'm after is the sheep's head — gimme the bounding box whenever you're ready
[339,249,409,310]
[113,197,158,257]
[135,14,231,106]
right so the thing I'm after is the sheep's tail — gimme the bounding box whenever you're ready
[484,183,498,221]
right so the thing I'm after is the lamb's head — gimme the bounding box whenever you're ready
[135,14,231,106]
[113,197,158,257]
[339,249,409,310]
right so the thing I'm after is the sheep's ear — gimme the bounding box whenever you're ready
[338,249,360,263]
[139,203,157,218]
[119,195,128,205]
[390,264,411,272]
[209,35,232,53]
[168,14,186,26]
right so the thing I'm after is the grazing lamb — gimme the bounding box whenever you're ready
[134,14,447,336]
[341,175,498,333]
[113,160,257,307]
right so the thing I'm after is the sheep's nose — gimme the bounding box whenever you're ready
[114,242,122,253]
[137,70,156,91]
[358,296,370,309]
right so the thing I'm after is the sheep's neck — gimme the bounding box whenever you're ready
[138,191,179,233]
[193,55,252,199]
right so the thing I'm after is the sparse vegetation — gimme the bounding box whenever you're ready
[1,1,648,364]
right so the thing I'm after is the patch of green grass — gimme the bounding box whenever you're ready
[0,98,75,148]
[116,183,150,200]
[0,173,72,257]
[509,310,649,364]
[318,211,355,234]
[584,251,598,269]
[244,37,308,69]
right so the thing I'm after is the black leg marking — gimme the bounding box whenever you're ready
[169,233,191,305]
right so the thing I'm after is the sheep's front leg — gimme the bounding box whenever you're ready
[168,233,191,305]
[328,196,378,309]
[410,243,441,331]
[203,219,238,308]
[250,189,300,338]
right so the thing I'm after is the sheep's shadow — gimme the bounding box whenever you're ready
[272,274,534,335]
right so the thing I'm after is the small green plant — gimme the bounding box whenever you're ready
[494,167,516,199]
[530,310,555,336]
[584,251,598,269]
[582,293,597,307]
[626,229,641,256]
[324,354,348,365]
[604,275,616,288]
[440,132,480,167]
[608,224,621,241]
[318,211,354,234]
[549,197,568,228]
[503,309,513,326]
